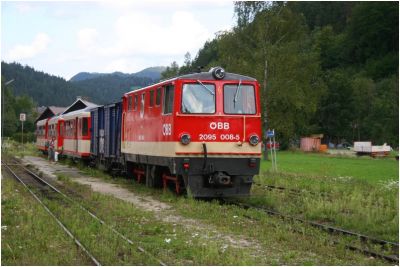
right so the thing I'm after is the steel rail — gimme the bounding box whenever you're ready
[226,201,399,263]
[2,162,101,266]
[15,161,166,266]
[253,182,327,196]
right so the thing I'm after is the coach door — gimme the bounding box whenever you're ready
[58,121,64,148]
[75,118,79,153]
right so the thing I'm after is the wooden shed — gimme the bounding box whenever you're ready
[300,137,321,152]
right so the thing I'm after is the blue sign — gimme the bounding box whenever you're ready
[267,129,275,138]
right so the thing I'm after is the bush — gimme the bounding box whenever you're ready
[12,132,35,143]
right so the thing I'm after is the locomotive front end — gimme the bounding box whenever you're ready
[173,69,262,197]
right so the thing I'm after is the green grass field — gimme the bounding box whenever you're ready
[254,151,399,242]
[260,151,398,184]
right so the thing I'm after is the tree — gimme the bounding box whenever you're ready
[160,61,180,80]
[226,3,326,148]
[1,76,36,138]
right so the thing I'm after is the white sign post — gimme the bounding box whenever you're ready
[267,129,278,171]
[20,113,26,149]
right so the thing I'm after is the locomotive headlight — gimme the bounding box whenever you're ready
[180,133,191,145]
[210,67,225,80]
[249,134,260,146]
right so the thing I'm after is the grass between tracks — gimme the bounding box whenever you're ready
[1,177,91,265]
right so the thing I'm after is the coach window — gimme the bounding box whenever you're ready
[82,118,89,136]
[156,87,161,106]
[163,84,174,115]
[182,83,215,114]
[223,84,256,114]
[134,95,138,111]
[128,96,133,111]
[149,90,154,107]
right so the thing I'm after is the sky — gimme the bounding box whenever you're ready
[1,1,235,80]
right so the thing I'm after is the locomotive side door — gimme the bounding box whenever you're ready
[162,83,174,140]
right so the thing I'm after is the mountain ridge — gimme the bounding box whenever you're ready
[69,66,166,82]
[1,62,160,106]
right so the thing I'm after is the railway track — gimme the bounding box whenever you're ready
[2,158,166,266]
[252,183,392,210]
[253,183,306,196]
[224,200,399,263]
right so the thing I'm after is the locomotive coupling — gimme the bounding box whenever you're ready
[209,171,231,186]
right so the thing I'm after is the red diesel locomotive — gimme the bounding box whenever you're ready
[121,68,261,197]
[36,67,262,198]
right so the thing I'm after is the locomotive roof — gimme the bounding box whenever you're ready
[176,71,257,82]
[125,71,257,95]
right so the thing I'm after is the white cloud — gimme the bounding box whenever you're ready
[91,11,211,59]
[105,59,138,73]
[5,33,51,61]
[77,28,98,50]
[15,3,33,14]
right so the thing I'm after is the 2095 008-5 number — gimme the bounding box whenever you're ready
[199,134,216,141]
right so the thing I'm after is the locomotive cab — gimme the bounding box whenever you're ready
[173,70,261,197]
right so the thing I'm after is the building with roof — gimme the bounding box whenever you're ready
[35,106,66,123]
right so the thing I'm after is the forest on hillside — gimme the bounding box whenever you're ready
[1,62,156,106]
[162,2,399,148]
[1,63,157,140]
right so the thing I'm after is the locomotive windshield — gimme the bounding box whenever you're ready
[181,83,215,114]
[224,84,256,114]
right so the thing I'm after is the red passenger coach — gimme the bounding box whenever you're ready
[48,115,65,154]
[35,118,50,152]
[62,108,92,158]
[122,67,262,197]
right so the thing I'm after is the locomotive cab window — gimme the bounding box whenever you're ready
[149,90,154,107]
[133,95,138,111]
[156,87,161,106]
[128,96,133,111]
[140,93,145,117]
[163,85,174,115]
[181,82,215,114]
[223,84,256,114]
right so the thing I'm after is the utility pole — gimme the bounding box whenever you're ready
[20,113,26,151]
[263,59,269,161]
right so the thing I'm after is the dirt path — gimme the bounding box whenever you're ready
[21,156,262,252]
